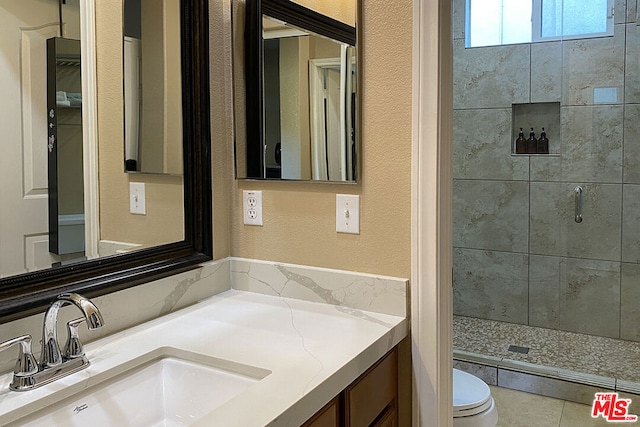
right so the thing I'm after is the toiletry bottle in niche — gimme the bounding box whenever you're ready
[516,128,527,154]
[537,128,549,154]
[526,128,537,154]
[515,128,527,154]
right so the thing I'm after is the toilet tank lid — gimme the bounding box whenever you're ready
[453,368,492,411]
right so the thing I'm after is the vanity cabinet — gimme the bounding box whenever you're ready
[303,347,398,427]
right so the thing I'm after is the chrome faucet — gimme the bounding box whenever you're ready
[0,293,104,391]
[41,293,104,368]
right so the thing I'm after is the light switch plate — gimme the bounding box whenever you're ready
[243,190,263,226]
[129,182,146,215]
[336,194,359,234]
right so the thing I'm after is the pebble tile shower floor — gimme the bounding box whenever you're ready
[454,315,640,385]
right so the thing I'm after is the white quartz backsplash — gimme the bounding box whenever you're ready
[0,258,407,376]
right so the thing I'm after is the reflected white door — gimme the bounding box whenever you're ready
[310,58,345,181]
[0,1,61,277]
[325,68,343,181]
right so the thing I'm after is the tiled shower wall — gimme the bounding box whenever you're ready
[452,0,640,341]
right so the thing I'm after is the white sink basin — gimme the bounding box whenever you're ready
[14,347,270,426]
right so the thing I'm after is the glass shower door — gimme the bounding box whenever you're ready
[453,0,640,387]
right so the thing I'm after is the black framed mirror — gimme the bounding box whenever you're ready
[239,0,358,182]
[0,0,212,323]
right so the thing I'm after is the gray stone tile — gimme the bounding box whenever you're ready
[452,0,465,40]
[626,0,638,24]
[530,182,622,261]
[621,263,640,341]
[617,0,629,24]
[562,25,625,106]
[498,370,611,407]
[531,255,621,338]
[529,255,561,329]
[453,40,530,109]
[531,42,562,103]
[622,185,640,262]
[453,180,529,252]
[623,105,640,183]
[453,108,529,180]
[530,255,624,340]
[625,24,640,103]
[559,258,621,338]
[453,360,498,385]
[530,105,623,183]
[453,248,529,324]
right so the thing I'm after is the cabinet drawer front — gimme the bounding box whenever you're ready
[346,349,398,427]
[373,406,397,427]
[303,397,340,427]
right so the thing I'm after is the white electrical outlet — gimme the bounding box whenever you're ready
[129,182,146,215]
[243,190,263,226]
[336,194,359,234]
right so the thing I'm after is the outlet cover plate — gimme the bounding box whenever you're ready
[336,194,359,234]
[243,190,263,226]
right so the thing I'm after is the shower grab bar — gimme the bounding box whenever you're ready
[575,186,583,223]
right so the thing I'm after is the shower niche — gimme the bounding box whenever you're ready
[511,102,560,155]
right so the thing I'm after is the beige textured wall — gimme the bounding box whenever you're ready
[96,0,184,248]
[292,0,356,26]
[139,0,165,173]
[226,0,413,278]
[163,0,183,174]
[279,37,309,179]
[95,0,411,274]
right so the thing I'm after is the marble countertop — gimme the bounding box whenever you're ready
[0,290,407,426]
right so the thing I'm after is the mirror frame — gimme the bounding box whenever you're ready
[0,0,212,323]
[244,0,358,179]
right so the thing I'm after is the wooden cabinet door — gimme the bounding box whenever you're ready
[302,347,400,427]
[373,406,397,427]
[303,397,340,427]
[345,348,398,427]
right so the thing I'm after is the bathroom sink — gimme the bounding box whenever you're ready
[14,347,271,426]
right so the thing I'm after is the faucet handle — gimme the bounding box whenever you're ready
[0,335,38,377]
[64,318,86,359]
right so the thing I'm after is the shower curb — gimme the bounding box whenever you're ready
[454,349,640,405]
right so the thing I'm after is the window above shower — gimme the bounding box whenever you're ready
[465,0,614,48]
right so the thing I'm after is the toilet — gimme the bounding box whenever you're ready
[453,368,498,427]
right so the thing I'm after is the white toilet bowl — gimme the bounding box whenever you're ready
[453,368,498,427]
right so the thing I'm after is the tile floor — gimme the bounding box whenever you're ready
[492,386,640,426]
[454,315,640,385]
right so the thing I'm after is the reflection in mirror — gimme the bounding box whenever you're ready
[0,0,211,321]
[47,37,86,261]
[0,0,187,281]
[234,0,358,182]
[0,0,83,278]
[262,17,356,180]
[123,0,183,175]
[99,0,185,260]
